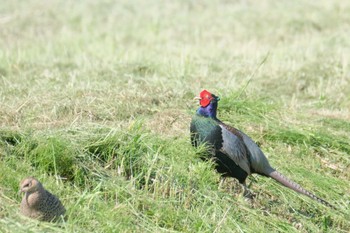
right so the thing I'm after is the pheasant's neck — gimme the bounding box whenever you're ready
[26,189,44,208]
[197,103,218,119]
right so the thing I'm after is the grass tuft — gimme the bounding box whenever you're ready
[12,133,76,181]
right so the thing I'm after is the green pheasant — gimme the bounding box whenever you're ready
[190,90,335,208]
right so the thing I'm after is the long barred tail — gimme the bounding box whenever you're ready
[268,170,336,209]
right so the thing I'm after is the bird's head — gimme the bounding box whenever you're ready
[19,177,42,194]
[195,90,220,118]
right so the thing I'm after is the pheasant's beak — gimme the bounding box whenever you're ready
[193,96,201,104]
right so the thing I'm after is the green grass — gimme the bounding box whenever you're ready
[1,0,350,232]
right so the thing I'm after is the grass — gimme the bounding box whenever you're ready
[0,0,349,232]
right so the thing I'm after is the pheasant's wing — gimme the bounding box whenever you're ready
[222,123,273,175]
[219,124,251,175]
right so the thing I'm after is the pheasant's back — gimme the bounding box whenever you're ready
[39,190,66,221]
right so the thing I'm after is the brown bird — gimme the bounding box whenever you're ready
[19,177,66,222]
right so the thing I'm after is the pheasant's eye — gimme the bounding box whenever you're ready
[24,181,32,188]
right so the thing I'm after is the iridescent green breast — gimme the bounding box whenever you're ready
[190,114,223,149]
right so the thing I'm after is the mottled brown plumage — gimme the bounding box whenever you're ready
[19,177,66,222]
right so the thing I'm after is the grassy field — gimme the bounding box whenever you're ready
[1,0,350,232]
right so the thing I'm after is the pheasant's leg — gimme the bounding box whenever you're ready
[242,181,254,199]
[219,177,226,189]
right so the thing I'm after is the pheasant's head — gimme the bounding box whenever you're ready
[19,177,42,194]
[196,90,220,108]
[195,90,220,118]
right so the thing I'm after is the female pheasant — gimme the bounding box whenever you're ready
[190,90,334,208]
[19,177,66,222]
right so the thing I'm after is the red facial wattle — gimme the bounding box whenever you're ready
[199,90,213,107]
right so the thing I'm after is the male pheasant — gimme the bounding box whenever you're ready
[190,90,334,208]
